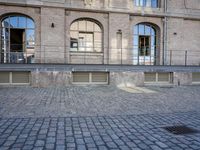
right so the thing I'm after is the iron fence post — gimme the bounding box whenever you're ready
[170,50,172,66]
[185,50,188,66]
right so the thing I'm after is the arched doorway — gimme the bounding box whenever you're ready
[0,14,35,63]
[133,23,159,65]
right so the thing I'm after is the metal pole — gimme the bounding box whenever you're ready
[185,50,188,66]
[170,50,172,66]
[163,0,168,65]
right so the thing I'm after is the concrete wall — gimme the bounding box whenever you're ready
[109,13,130,64]
[167,18,200,65]
[31,71,72,87]
[30,71,195,87]
[110,72,144,87]
[40,7,65,63]
[173,72,192,86]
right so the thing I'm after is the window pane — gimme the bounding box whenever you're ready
[94,32,101,41]
[71,22,78,30]
[2,18,10,28]
[151,36,155,46]
[18,16,26,28]
[1,28,9,41]
[26,29,35,54]
[133,35,138,46]
[78,33,86,51]
[26,29,35,42]
[94,32,102,52]
[86,21,94,32]
[79,21,86,31]
[85,33,93,51]
[140,0,146,6]
[145,25,151,35]
[10,16,18,28]
[151,0,158,8]
[135,0,139,6]
[94,24,101,32]
[146,0,151,7]
[70,31,78,51]
[151,28,155,36]
[139,24,145,35]
[134,26,138,35]
[27,18,35,28]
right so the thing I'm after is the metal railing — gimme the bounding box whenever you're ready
[0,46,200,66]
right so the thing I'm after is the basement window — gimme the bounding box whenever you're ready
[192,73,200,84]
[72,72,108,84]
[0,71,30,85]
[145,72,173,84]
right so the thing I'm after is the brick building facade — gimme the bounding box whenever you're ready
[0,0,200,86]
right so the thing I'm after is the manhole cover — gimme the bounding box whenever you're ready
[163,125,199,135]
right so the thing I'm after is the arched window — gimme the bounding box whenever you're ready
[133,23,157,65]
[70,19,102,52]
[1,14,35,63]
[135,0,158,8]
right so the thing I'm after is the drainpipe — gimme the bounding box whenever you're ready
[163,0,168,65]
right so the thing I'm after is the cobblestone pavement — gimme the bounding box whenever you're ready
[0,112,200,150]
[0,86,200,149]
[0,86,200,117]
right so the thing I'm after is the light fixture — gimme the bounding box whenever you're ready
[117,29,122,34]
[51,23,55,28]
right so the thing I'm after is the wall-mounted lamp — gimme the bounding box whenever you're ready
[51,23,55,28]
[117,29,122,34]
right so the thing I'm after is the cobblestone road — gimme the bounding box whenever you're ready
[0,86,200,117]
[0,85,200,150]
[1,112,200,150]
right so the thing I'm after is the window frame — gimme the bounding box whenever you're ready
[134,0,159,8]
[0,15,35,64]
[70,19,103,53]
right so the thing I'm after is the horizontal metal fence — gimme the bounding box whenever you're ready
[0,46,200,66]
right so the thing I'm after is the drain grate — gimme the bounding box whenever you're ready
[163,125,199,135]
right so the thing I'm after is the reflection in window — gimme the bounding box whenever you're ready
[70,19,102,52]
[135,0,158,8]
[133,23,157,65]
[0,15,35,64]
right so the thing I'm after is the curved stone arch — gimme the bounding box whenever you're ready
[0,12,35,23]
[133,21,161,34]
[70,17,104,32]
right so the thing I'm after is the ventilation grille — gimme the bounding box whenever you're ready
[73,72,108,84]
[163,125,199,135]
[145,72,172,83]
[192,73,200,82]
[0,72,10,83]
[0,72,30,85]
